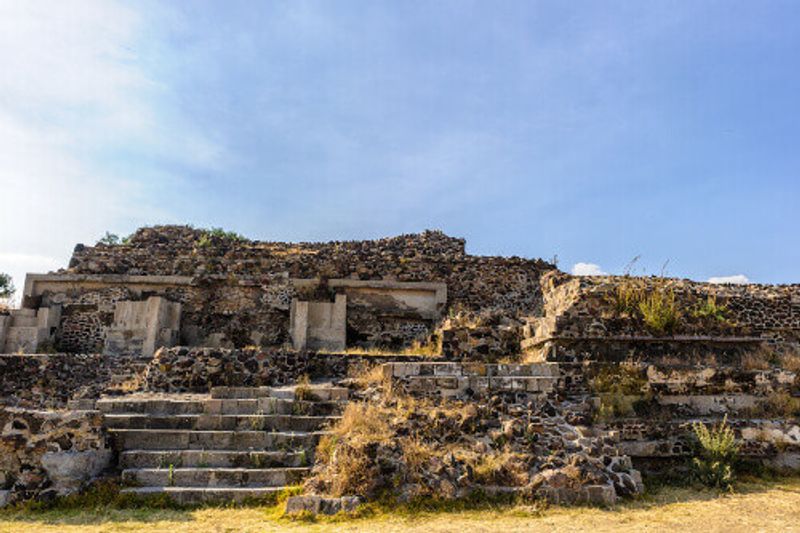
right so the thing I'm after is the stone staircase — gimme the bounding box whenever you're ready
[98,383,349,504]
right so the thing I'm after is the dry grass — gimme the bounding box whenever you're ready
[780,348,800,373]
[2,477,800,532]
[759,391,800,418]
[312,402,393,497]
[741,350,771,371]
[471,451,529,486]
[351,364,387,390]
[343,338,442,357]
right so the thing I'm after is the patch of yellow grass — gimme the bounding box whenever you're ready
[2,477,800,532]
[343,338,442,357]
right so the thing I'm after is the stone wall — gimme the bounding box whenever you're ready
[21,226,554,353]
[0,408,111,505]
[524,271,800,361]
[0,355,115,409]
[64,225,554,314]
[144,346,433,393]
[536,272,800,338]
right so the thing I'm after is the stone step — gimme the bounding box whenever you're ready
[384,362,561,379]
[109,429,327,451]
[255,398,347,416]
[10,308,36,318]
[120,486,287,505]
[97,398,208,415]
[122,467,310,488]
[401,375,557,397]
[98,396,348,416]
[104,414,339,432]
[210,387,272,399]
[270,385,349,402]
[212,385,349,402]
[120,449,310,469]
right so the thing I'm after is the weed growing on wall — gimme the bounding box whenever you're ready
[638,288,680,335]
[691,295,728,322]
[691,415,740,490]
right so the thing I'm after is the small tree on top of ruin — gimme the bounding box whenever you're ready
[0,272,14,309]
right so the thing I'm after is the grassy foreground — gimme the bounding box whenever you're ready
[1,477,799,533]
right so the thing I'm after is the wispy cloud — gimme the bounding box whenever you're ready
[708,274,750,285]
[0,1,223,294]
[571,262,607,276]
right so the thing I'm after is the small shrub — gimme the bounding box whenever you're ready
[609,279,645,316]
[0,272,15,300]
[294,375,314,401]
[312,402,391,496]
[691,415,740,490]
[692,295,728,322]
[470,451,528,486]
[759,391,800,418]
[97,231,120,246]
[590,365,648,421]
[741,348,773,371]
[595,392,637,421]
[639,287,680,335]
[590,364,646,395]
[780,348,800,373]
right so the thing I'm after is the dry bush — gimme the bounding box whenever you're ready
[294,374,314,401]
[312,402,393,497]
[330,402,392,442]
[759,391,800,418]
[471,451,529,486]
[343,336,442,357]
[351,364,387,390]
[741,350,772,371]
[608,279,646,317]
[780,348,800,373]
[400,436,437,478]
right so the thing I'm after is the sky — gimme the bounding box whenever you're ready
[0,0,798,297]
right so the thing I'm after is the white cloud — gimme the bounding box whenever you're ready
[708,274,750,285]
[571,262,607,276]
[0,1,223,300]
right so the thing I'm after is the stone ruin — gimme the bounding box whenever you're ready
[0,225,797,509]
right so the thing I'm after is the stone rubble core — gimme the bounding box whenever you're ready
[304,362,643,507]
[0,225,797,508]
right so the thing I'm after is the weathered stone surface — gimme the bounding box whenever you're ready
[0,408,110,504]
[285,495,361,515]
[143,347,433,393]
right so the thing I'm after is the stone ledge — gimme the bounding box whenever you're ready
[285,495,361,515]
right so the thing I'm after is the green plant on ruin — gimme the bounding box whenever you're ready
[195,227,245,249]
[692,295,729,323]
[0,272,15,300]
[590,364,649,421]
[595,391,638,422]
[294,374,314,402]
[97,231,121,246]
[590,364,647,395]
[638,287,680,335]
[609,279,646,317]
[690,415,740,490]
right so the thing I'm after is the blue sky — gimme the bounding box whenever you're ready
[0,0,798,293]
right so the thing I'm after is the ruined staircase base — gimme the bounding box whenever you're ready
[99,384,349,505]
